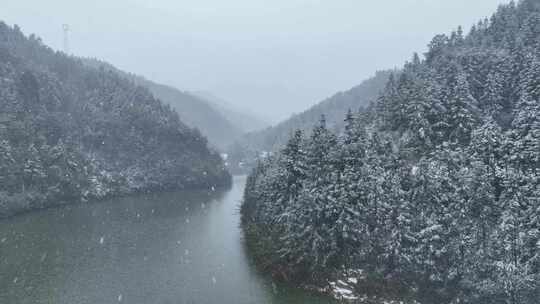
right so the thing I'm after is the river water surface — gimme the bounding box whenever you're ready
[0,175,335,304]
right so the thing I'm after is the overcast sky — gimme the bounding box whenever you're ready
[3,0,509,123]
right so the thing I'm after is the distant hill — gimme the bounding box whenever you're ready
[238,70,392,152]
[227,70,393,172]
[0,22,231,217]
[192,91,269,133]
[83,59,242,150]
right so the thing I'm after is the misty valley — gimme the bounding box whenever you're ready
[1,1,539,304]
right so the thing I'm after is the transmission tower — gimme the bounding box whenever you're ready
[62,24,70,54]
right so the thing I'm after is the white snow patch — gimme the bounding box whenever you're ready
[329,280,356,299]
[99,237,104,244]
[342,293,359,300]
[334,286,353,295]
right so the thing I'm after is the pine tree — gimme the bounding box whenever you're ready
[377,73,400,130]
[447,70,480,145]
[510,93,540,169]
[284,129,306,193]
[305,115,337,184]
[481,71,506,118]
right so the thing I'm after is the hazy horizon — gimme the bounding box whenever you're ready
[4,0,509,123]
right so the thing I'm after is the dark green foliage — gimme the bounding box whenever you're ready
[0,22,231,217]
[242,1,540,303]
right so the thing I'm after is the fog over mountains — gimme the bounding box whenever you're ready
[3,0,508,122]
[83,58,267,150]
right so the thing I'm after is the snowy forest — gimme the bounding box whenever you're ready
[0,22,231,217]
[241,1,540,303]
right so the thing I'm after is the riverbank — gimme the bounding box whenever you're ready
[0,172,232,219]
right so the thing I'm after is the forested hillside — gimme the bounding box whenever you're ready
[0,22,231,217]
[83,58,243,150]
[242,1,539,303]
[227,71,392,172]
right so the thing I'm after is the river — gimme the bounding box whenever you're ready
[0,175,335,304]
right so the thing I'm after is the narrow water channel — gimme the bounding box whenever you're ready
[0,175,335,304]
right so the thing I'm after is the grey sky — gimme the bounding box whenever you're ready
[3,0,509,123]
